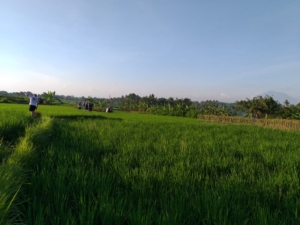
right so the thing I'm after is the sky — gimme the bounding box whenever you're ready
[1,0,299,103]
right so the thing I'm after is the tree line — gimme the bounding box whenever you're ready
[119,93,236,118]
[118,93,300,119]
[1,91,300,119]
[236,95,300,119]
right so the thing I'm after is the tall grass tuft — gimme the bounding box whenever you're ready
[0,164,24,225]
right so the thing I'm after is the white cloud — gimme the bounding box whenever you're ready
[25,71,60,84]
[191,92,199,98]
[62,83,71,88]
[220,93,230,98]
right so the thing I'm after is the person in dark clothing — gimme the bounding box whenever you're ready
[88,101,94,112]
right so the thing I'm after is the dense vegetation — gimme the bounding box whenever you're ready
[2,91,300,119]
[1,104,300,224]
[235,95,300,119]
[118,94,300,120]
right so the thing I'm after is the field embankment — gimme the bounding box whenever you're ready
[198,114,300,131]
[0,110,54,224]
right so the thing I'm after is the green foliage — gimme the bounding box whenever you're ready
[291,112,300,120]
[120,93,202,117]
[86,96,93,102]
[0,95,28,104]
[42,91,56,104]
[236,95,284,118]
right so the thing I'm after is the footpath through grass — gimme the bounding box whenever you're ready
[0,114,54,225]
[2,104,300,224]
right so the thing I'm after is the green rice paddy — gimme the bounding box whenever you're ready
[1,103,300,224]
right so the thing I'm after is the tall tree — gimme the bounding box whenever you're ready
[260,95,281,118]
[236,95,281,118]
[284,100,290,107]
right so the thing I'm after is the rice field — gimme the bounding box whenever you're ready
[1,104,300,224]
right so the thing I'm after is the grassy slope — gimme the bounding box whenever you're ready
[2,104,300,224]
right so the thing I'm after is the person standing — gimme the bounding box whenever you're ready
[78,102,82,109]
[88,101,94,112]
[24,92,39,117]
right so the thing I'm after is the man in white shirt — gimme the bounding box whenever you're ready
[24,92,39,117]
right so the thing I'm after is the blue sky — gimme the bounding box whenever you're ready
[1,0,299,102]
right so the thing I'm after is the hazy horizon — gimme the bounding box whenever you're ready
[2,89,299,105]
[1,0,299,102]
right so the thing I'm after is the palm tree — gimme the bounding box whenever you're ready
[87,96,93,102]
[260,95,281,118]
[236,97,261,118]
[42,91,56,104]
[284,100,290,107]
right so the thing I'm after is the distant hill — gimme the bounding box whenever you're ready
[260,91,299,105]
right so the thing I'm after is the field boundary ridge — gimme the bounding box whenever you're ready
[198,115,300,131]
[0,116,54,225]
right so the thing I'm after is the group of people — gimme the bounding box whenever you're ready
[25,92,98,116]
[78,101,94,112]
